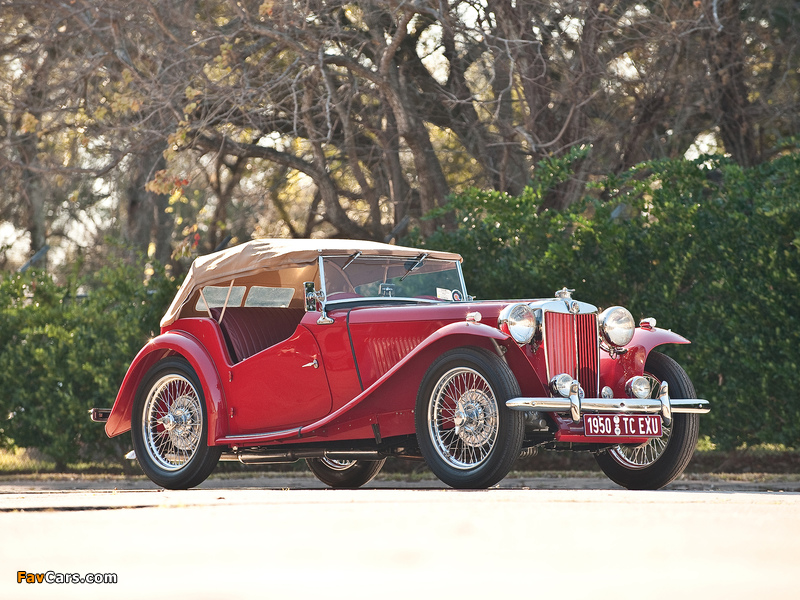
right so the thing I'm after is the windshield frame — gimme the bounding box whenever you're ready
[318,254,469,307]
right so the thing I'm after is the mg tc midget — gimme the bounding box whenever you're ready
[92,238,709,490]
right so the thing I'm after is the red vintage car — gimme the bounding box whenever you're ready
[93,239,709,490]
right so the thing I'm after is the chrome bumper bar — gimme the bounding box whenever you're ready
[506,381,709,425]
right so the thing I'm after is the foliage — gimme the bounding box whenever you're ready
[420,150,800,449]
[0,259,177,468]
[3,1,800,267]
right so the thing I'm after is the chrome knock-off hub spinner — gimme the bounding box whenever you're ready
[162,395,199,451]
[454,391,495,447]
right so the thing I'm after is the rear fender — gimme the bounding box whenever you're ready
[600,326,690,394]
[105,331,228,445]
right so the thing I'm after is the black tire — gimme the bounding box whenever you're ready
[415,347,525,489]
[131,357,222,490]
[305,457,386,489]
[595,351,700,490]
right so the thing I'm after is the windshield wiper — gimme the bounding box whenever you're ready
[342,251,361,270]
[400,253,428,281]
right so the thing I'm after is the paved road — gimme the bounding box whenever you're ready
[1,475,798,599]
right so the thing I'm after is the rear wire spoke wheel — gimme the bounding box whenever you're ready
[416,347,524,489]
[305,457,386,489]
[595,351,700,490]
[132,357,221,490]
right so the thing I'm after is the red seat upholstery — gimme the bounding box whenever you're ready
[210,307,305,363]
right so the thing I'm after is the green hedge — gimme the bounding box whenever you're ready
[0,260,176,468]
[2,151,799,463]
[420,151,800,449]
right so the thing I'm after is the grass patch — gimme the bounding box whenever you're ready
[681,472,800,483]
[0,448,134,476]
[0,472,147,483]
[0,448,55,473]
[2,444,799,480]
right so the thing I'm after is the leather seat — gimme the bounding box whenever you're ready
[210,307,305,363]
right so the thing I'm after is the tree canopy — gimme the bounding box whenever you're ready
[1,1,798,272]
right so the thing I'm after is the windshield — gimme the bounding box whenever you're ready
[322,255,467,303]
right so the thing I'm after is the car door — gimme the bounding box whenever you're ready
[225,325,332,434]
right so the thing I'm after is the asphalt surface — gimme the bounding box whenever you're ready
[3,470,800,493]
[1,473,799,599]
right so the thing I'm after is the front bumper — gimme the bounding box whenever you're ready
[506,380,709,425]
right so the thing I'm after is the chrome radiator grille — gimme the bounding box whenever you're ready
[543,312,599,398]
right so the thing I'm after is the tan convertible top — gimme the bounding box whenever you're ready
[160,238,462,327]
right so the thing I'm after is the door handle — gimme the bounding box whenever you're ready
[302,358,319,369]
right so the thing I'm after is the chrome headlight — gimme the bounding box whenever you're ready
[498,303,537,345]
[599,306,635,347]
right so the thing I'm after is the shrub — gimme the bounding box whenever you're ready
[420,151,800,449]
[0,259,176,468]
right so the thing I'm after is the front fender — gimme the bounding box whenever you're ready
[631,326,690,354]
[600,326,690,393]
[105,331,228,445]
[309,321,541,435]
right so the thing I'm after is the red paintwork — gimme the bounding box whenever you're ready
[599,326,690,396]
[105,321,229,445]
[104,297,690,450]
[226,325,332,434]
[299,312,362,406]
[216,319,518,446]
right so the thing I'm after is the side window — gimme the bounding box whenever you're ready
[195,286,246,311]
[244,286,295,308]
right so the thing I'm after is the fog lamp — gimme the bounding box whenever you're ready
[626,376,652,399]
[550,373,574,398]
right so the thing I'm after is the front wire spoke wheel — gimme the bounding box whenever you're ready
[416,347,524,489]
[595,351,700,490]
[429,367,499,469]
[607,374,671,469]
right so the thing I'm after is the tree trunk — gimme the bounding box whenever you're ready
[383,67,451,236]
[707,0,758,167]
[123,145,172,262]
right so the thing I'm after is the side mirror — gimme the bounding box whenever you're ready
[303,281,334,325]
[304,281,318,312]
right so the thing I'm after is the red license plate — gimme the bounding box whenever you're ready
[584,414,662,438]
